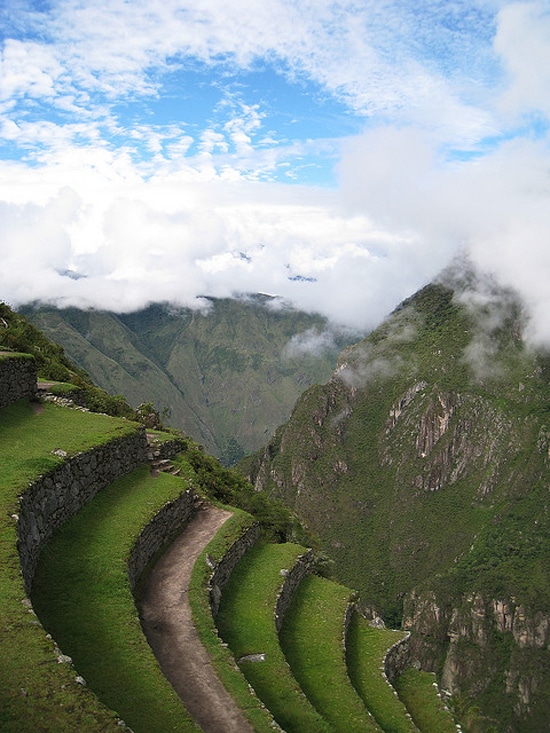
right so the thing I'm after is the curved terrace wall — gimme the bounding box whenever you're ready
[18,428,149,593]
[0,353,37,408]
[208,522,262,617]
[384,633,412,683]
[274,548,315,633]
[128,488,196,591]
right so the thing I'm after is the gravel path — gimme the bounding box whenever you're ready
[139,504,256,733]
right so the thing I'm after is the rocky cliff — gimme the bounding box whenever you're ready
[244,274,550,732]
[403,590,550,732]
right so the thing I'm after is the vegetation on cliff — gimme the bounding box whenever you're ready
[243,271,550,732]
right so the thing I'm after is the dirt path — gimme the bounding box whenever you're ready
[139,504,256,733]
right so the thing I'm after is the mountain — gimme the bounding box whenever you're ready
[242,272,550,732]
[22,297,351,464]
[0,301,134,419]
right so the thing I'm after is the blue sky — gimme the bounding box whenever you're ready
[1,1,550,340]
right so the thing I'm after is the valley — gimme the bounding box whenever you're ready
[4,269,550,731]
[22,297,352,463]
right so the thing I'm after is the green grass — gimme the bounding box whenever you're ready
[280,574,383,733]
[0,351,35,359]
[1,399,137,492]
[216,542,332,733]
[43,381,80,394]
[0,400,142,732]
[188,510,279,733]
[1,396,299,733]
[346,612,420,733]
[393,668,457,733]
[31,465,201,733]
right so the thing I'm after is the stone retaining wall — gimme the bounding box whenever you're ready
[18,428,149,593]
[342,596,360,674]
[209,522,261,617]
[128,488,196,591]
[0,353,37,408]
[343,597,357,641]
[384,633,412,683]
[274,549,315,633]
[148,436,187,461]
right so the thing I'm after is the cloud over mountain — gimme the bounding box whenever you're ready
[1,1,549,340]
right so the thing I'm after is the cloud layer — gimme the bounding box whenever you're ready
[1,1,550,341]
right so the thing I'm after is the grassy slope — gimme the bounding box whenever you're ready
[280,574,382,733]
[0,400,139,732]
[31,466,201,733]
[1,392,305,732]
[393,669,458,733]
[188,510,280,733]
[346,614,420,733]
[216,542,332,733]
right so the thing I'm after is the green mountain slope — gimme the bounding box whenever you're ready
[0,302,134,418]
[22,297,350,463]
[243,274,550,732]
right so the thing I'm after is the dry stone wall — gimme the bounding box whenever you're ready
[209,522,261,617]
[0,353,37,408]
[274,549,315,632]
[384,633,412,682]
[128,488,196,590]
[148,436,186,461]
[18,429,149,593]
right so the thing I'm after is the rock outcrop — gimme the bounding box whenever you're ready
[404,589,550,728]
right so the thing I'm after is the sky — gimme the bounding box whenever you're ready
[1,1,550,341]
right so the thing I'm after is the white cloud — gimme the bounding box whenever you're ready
[495,2,550,119]
[1,0,550,345]
[0,39,62,103]
[284,326,340,358]
[337,123,550,343]
[0,149,430,328]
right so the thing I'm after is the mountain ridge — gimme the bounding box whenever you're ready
[22,297,354,464]
[242,274,550,732]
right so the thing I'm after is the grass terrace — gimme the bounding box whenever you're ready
[1,377,452,733]
[280,574,383,733]
[346,612,420,732]
[31,465,202,733]
[393,668,458,733]
[0,399,141,732]
[188,511,279,733]
[216,541,332,733]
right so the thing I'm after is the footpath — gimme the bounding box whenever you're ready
[140,504,256,733]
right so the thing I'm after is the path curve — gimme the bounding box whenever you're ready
[140,504,255,733]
